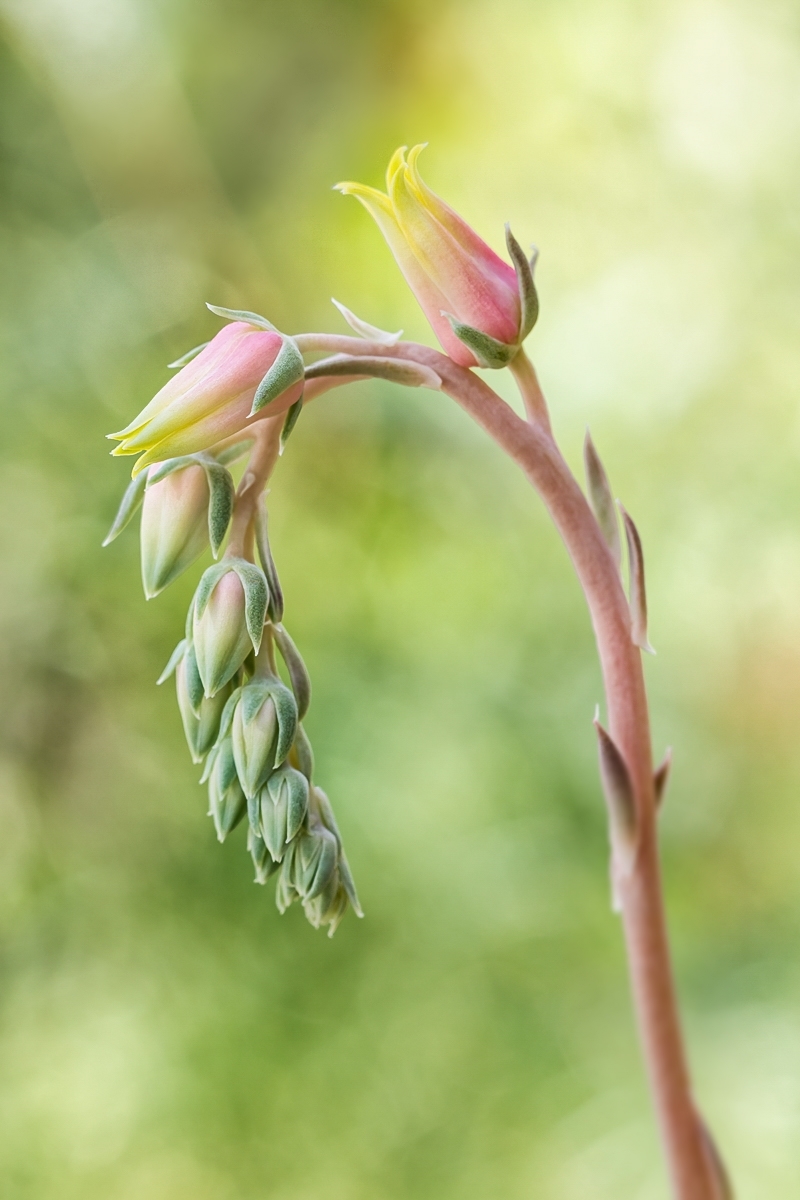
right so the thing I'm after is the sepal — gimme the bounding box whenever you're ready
[207,736,247,841]
[280,397,303,452]
[505,225,539,342]
[250,337,305,415]
[331,298,402,344]
[272,624,311,719]
[441,313,517,369]
[102,472,147,546]
[206,302,278,332]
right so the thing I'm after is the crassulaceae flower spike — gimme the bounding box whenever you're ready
[583,431,622,570]
[192,559,269,696]
[618,502,655,655]
[331,298,402,344]
[653,747,673,811]
[107,320,302,475]
[593,710,639,877]
[102,471,148,546]
[336,145,524,367]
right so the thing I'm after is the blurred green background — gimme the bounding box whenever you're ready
[1,0,799,1196]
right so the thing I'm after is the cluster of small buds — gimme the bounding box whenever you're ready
[104,316,361,935]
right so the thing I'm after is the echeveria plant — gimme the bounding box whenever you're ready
[104,146,731,1200]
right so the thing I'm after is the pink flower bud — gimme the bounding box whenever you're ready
[337,146,521,367]
[193,569,252,696]
[140,464,209,599]
[108,322,303,474]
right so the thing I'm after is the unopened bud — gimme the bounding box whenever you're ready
[247,825,279,884]
[140,463,210,598]
[295,823,338,901]
[231,676,297,798]
[176,651,231,763]
[259,764,308,861]
[192,559,268,696]
[207,736,246,841]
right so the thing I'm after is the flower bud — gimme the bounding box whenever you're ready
[107,319,304,475]
[231,677,298,798]
[295,823,338,902]
[192,559,268,697]
[258,764,309,861]
[247,825,279,884]
[337,146,537,368]
[176,650,231,763]
[207,736,246,842]
[140,463,209,598]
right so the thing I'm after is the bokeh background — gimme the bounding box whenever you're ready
[1,0,799,1196]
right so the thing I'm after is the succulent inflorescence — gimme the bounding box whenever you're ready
[104,420,361,936]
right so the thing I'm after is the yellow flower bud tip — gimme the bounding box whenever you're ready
[336,145,524,368]
[106,319,299,470]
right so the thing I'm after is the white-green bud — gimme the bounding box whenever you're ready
[192,559,268,697]
[258,764,309,861]
[231,677,297,799]
[140,463,209,599]
[207,736,246,842]
[295,823,338,901]
[247,826,279,884]
[176,650,231,763]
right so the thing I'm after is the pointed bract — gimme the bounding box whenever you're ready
[584,431,622,569]
[102,471,148,546]
[304,353,441,390]
[653,747,673,811]
[331,298,402,344]
[593,714,639,875]
[619,502,655,654]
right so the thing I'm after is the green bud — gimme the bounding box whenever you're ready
[247,825,279,884]
[176,654,231,763]
[295,823,338,901]
[232,687,279,799]
[192,559,268,696]
[268,764,309,842]
[140,463,210,599]
[275,841,300,913]
[207,736,246,841]
[303,878,349,937]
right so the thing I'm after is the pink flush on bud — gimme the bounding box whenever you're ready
[107,322,303,474]
[140,464,209,599]
[336,145,521,367]
[193,569,253,697]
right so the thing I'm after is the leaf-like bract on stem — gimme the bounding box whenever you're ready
[593,711,639,875]
[653,747,672,811]
[583,430,621,569]
[618,502,655,655]
[331,298,402,344]
[305,353,441,390]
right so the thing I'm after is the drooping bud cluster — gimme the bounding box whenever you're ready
[104,313,360,935]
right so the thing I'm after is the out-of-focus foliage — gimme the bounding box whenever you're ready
[0,0,799,1196]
